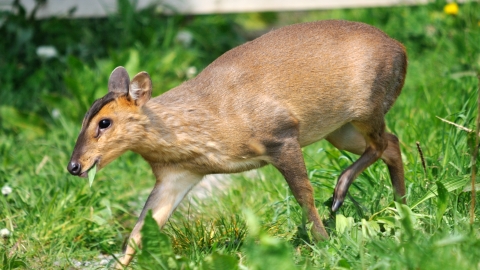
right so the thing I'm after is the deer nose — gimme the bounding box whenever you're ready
[67,161,82,175]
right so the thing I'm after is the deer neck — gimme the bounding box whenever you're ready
[131,101,219,165]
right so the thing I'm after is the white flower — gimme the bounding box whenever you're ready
[186,66,197,79]
[36,45,58,59]
[0,228,11,237]
[52,108,61,119]
[1,185,12,196]
[175,30,193,47]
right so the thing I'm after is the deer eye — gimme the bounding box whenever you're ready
[99,119,111,129]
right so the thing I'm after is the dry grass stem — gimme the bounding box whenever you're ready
[416,141,427,175]
[436,116,479,135]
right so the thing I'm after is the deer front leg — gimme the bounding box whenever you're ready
[117,167,203,268]
[270,137,329,241]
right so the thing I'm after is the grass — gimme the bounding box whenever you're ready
[1,0,480,269]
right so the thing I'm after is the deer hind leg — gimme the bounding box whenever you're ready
[269,137,329,241]
[382,132,406,204]
[326,121,405,212]
[117,168,203,268]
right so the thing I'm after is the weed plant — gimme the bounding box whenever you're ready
[1,0,480,269]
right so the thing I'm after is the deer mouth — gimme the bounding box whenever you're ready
[79,160,99,178]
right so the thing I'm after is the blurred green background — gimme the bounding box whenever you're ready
[1,0,480,269]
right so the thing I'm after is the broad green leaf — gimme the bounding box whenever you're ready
[361,219,381,238]
[88,164,97,188]
[395,202,416,239]
[375,216,396,227]
[336,214,355,234]
[137,210,174,269]
[436,181,449,227]
[411,177,468,209]
[243,210,297,270]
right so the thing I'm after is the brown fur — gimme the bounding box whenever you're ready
[67,20,407,268]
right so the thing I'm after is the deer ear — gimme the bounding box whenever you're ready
[108,66,130,94]
[129,71,152,107]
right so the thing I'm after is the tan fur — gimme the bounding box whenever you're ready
[67,20,407,268]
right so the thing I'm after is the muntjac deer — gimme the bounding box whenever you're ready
[67,20,407,267]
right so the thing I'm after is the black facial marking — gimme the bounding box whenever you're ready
[82,92,126,127]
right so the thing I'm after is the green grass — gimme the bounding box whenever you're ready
[1,0,480,269]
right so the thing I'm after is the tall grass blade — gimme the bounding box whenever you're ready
[471,74,480,224]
